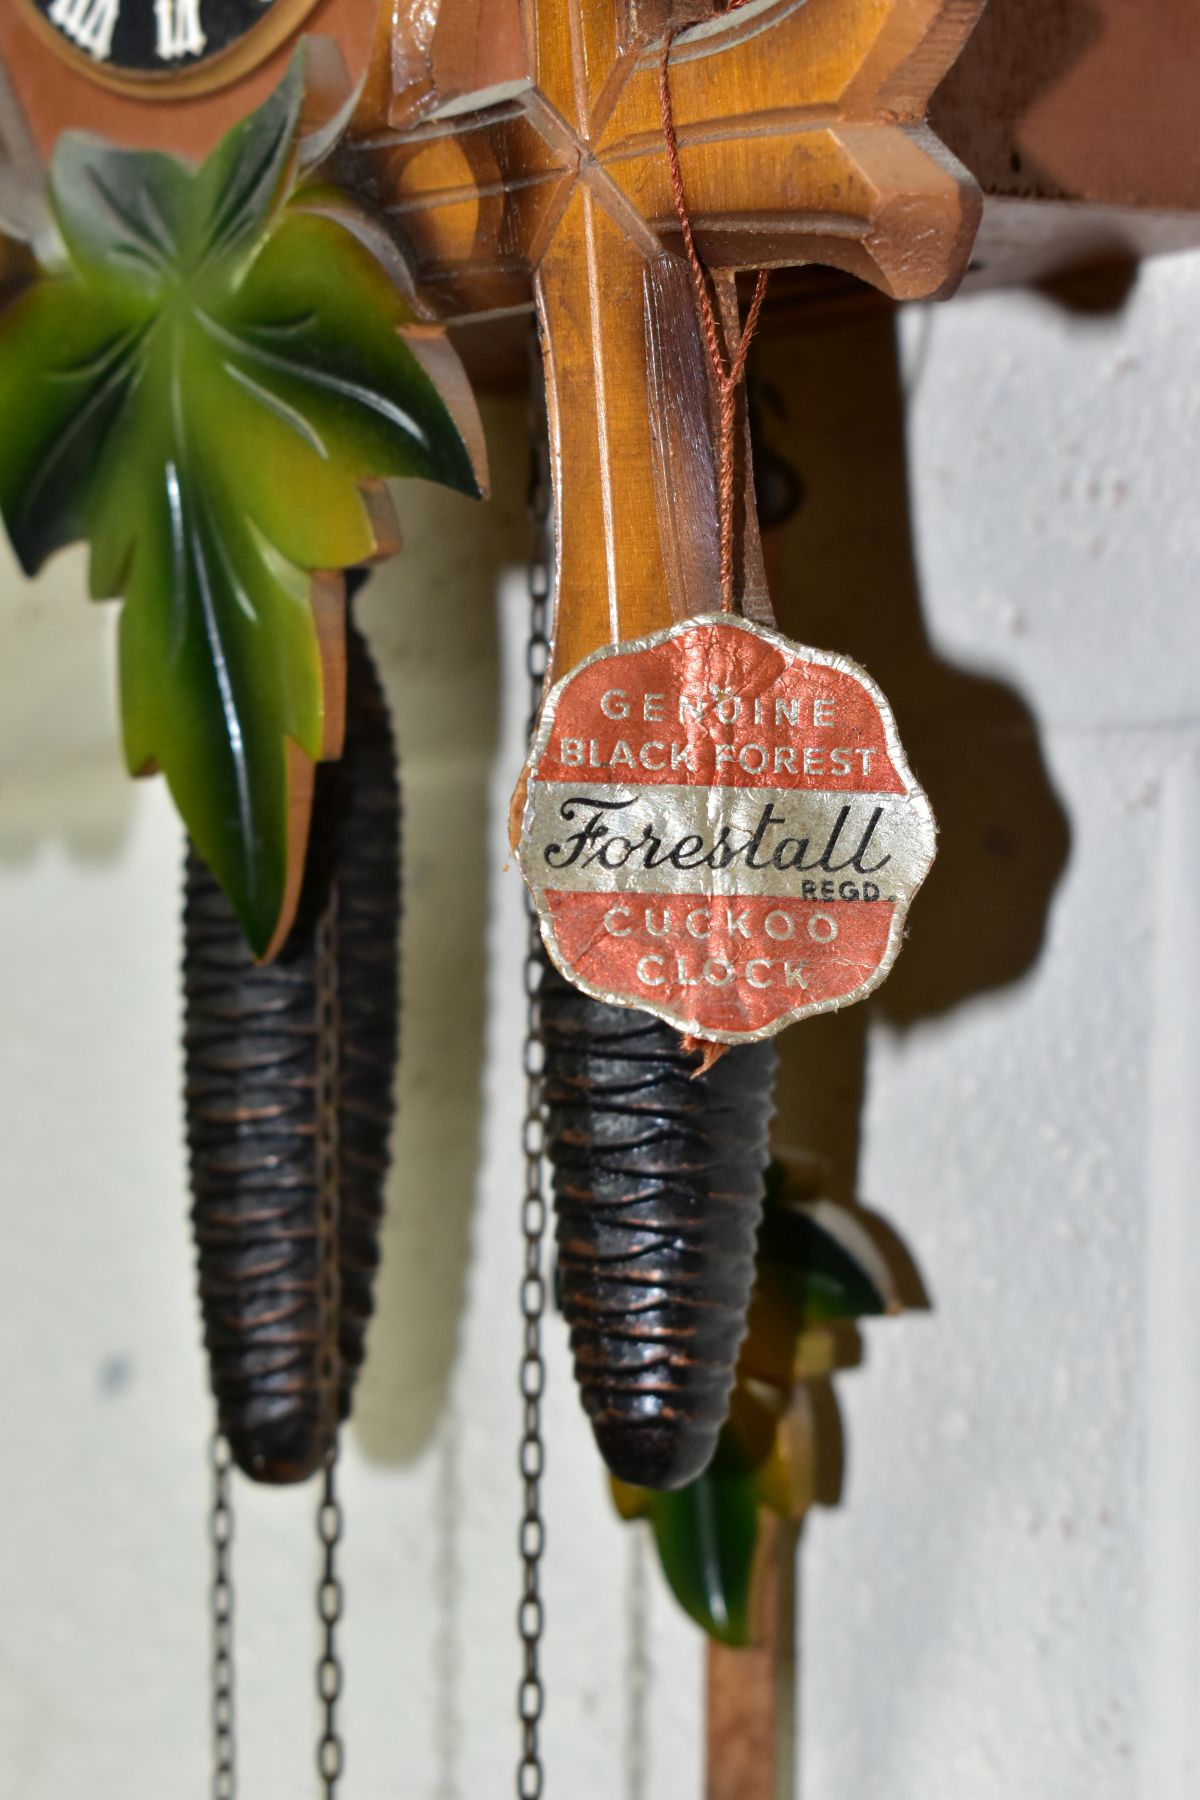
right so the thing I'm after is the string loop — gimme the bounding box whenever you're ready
[659,21,769,614]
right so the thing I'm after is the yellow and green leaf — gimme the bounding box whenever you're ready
[0,53,481,954]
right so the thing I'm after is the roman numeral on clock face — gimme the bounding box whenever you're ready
[154,0,205,60]
[47,0,120,60]
[27,0,304,84]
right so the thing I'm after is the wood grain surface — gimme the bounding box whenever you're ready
[705,1516,799,1800]
[343,0,984,683]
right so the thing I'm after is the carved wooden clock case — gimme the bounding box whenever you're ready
[8,0,1200,1792]
[0,0,379,153]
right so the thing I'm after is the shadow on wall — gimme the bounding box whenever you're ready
[743,265,1153,1798]
[757,300,1073,1220]
[746,293,1080,1585]
[351,388,530,1468]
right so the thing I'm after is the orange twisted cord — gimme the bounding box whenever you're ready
[658,19,770,615]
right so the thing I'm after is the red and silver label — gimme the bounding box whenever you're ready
[515,614,937,1044]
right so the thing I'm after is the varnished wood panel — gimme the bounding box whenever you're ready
[345,0,984,682]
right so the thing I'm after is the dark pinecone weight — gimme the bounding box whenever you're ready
[540,956,777,1490]
[183,620,400,1483]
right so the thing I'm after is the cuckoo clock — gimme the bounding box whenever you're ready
[4,0,1200,1795]
[0,2,973,1790]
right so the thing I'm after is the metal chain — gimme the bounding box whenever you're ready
[316,1450,345,1797]
[210,1430,236,1800]
[313,886,345,1798]
[517,384,552,1800]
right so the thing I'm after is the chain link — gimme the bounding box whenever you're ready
[316,1449,345,1796]
[210,1431,236,1800]
[313,881,345,1799]
[517,373,551,1800]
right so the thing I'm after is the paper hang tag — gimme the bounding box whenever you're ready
[515,614,937,1045]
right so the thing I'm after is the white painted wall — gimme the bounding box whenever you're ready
[1,254,1199,1798]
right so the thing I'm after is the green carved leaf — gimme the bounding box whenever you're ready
[643,1468,761,1649]
[757,1198,891,1328]
[0,54,480,954]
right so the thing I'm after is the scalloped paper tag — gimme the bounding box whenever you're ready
[515,614,937,1044]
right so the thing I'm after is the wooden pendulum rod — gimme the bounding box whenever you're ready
[706,1518,799,1800]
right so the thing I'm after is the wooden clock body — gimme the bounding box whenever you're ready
[0,0,380,155]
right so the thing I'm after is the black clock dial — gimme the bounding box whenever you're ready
[29,0,289,75]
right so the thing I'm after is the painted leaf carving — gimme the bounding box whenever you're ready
[0,54,481,955]
[640,1469,761,1648]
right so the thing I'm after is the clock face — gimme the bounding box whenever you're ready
[21,0,322,89]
